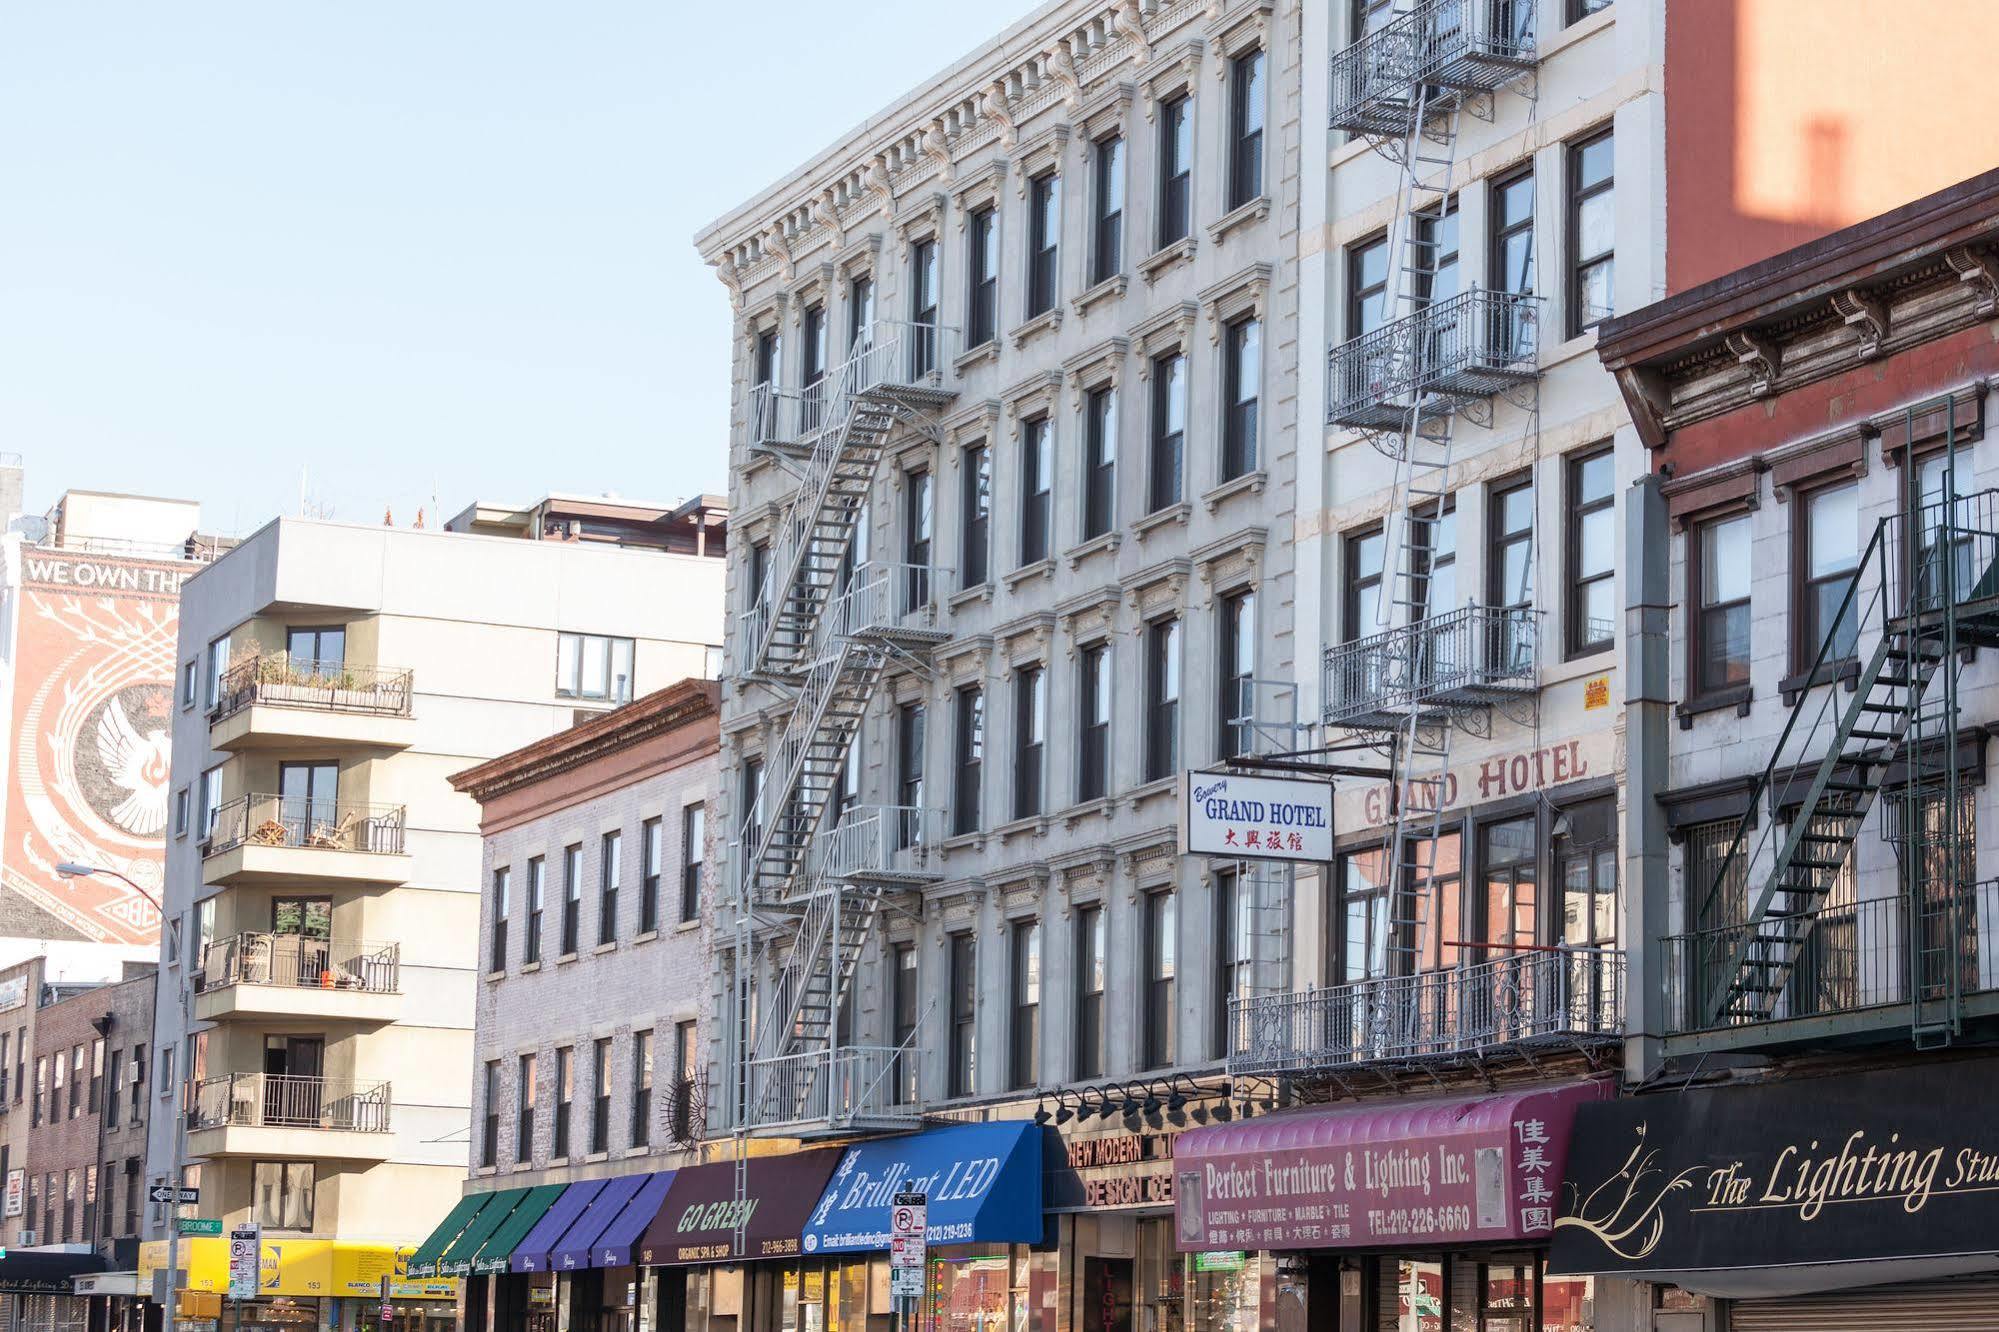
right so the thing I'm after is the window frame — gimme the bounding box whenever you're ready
[1013,665,1046,820]
[1217,590,1256,760]
[631,1029,654,1148]
[1486,473,1535,609]
[1347,233,1390,341]
[1008,919,1040,1090]
[1027,171,1060,318]
[597,830,621,947]
[1149,350,1187,512]
[897,701,926,848]
[1564,445,1616,658]
[1078,642,1111,803]
[1091,134,1124,285]
[640,818,662,935]
[1566,127,1616,337]
[961,442,992,590]
[910,238,940,377]
[1142,888,1177,1069]
[968,206,999,348]
[552,1045,574,1161]
[1082,386,1117,541]
[514,1053,535,1165]
[953,685,984,838]
[947,932,977,1099]
[1074,904,1106,1080]
[1691,510,1755,700]
[481,1061,501,1168]
[680,805,704,925]
[489,866,510,973]
[1156,94,1192,249]
[1489,164,1535,297]
[590,1037,612,1154]
[1221,316,1261,481]
[1020,416,1053,566]
[555,632,636,704]
[1227,48,1266,209]
[1794,480,1862,677]
[561,844,583,957]
[1144,617,1181,783]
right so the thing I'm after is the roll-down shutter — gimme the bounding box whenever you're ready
[1730,1278,1999,1330]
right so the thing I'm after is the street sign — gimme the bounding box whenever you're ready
[149,1184,200,1205]
[177,1218,223,1236]
[889,1191,926,1300]
[228,1223,261,1300]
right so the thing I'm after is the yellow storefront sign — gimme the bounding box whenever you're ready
[139,1239,458,1300]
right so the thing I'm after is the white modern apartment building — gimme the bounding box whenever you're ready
[141,512,724,1328]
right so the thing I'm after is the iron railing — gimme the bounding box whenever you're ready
[211,656,413,722]
[824,561,948,645]
[745,320,960,455]
[201,933,400,994]
[1228,947,1624,1075]
[204,795,407,856]
[188,1073,391,1133]
[1323,604,1537,726]
[740,1045,919,1132]
[820,805,944,880]
[1330,0,1537,133]
[1328,289,1539,428]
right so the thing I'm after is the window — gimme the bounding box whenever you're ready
[897,702,926,849]
[173,789,190,838]
[32,1055,44,1126]
[204,635,231,710]
[1413,501,1457,621]
[1568,128,1615,334]
[630,1030,653,1148]
[1157,95,1192,248]
[1083,387,1117,541]
[1013,666,1046,819]
[1491,166,1536,353]
[287,625,345,668]
[961,443,992,590]
[70,1045,83,1117]
[180,660,197,709]
[1075,904,1106,1079]
[1143,889,1177,1068]
[1488,475,1534,608]
[1218,591,1255,759]
[1695,513,1753,695]
[1078,644,1111,802]
[1215,867,1249,1058]
[801,302,827,430]
[62,1169,74,1242]
[847,274,875,352]
[591,1038,612,1154]
[891,943,919,1104]
[523,857,545,965]
[1227,48,1265,208]
[948,932,977,1098]
[640,819,662,935]
[1348,234,1390,340]
[1149,351,1187,511]
[910,239,939,376]
[1481,817,1539,958]
[953,686,984,837]
[553,1046,573,1159]
[1569,0,1612,23]
[1417,204,1460,306]
[1799,482,1861,669]
[740,759,764,856]
[561,844,582,955]
[89,1039,103,1115]
[598,830,621,946]
[1566,447,1615,655]
[199,765,223,841]
[1027,172,1060,318]
[128,1044,142,1123]
[753,327,782,389]
[1021,417,1052,566]
[122,1159,138,1237]
[515,1054,535,1164]
[253,1162,313,1231]
[556,633,635,704]
[905,468,934,608]
[1222,317,1261,480]
[490,867,510,972]
[746,540,770,618]
[1091,135,1124,284]
[1405,830,1466,974]
[1009,920,1040,1089]
[481,1061,500,1167]
[1144,619,1181,782]
[680,806,705,924]
[968,206,999,347]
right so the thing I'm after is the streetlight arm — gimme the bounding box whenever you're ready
[55,861,161,913]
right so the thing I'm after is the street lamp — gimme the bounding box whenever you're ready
[55,862,161,913]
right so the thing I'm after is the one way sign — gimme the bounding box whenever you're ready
[148,1184,200,1205]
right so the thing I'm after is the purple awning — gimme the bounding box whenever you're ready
[591,1172,676,1268]
[512,1179,606,1273]
[551,1175,647,1271]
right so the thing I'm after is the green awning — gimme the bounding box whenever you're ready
[407,1192,495,1279]
[437,1188,531,1278]
[468,1184,567,1277]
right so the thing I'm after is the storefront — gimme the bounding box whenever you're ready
[1173,1080,1609,1330]
[1550,1058,1999,1327]
[0,1254,105,1332]
[136,1238,457,1332]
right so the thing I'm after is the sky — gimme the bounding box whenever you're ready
[0,2,1040,536]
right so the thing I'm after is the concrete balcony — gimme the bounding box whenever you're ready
[194,932,401,1025]
[186,1072,393,1162]
[208,657,414,752]
[201,795,412,888]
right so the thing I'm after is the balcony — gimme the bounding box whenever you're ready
[201,795,412,888]
[1330,0,1537,136]
[820,806,945,884]
[194,933,401,1025]
[825,562,950,649]
[1324,604,1537,729]
[186,1072,393,1161]
[1228,947,1625,1078]
[208,656,414,752]
[1328,289,1539,431]
[746,321,961,461]
[740,1045,920,1138]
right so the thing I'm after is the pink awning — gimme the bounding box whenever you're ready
[1171,1079,1611,1252]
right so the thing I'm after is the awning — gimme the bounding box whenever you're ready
[437,1187,533,1278]
[512,1180,605,1273]
[803,1122,1044,1253]
[1173,1079,1611,1252]
[468,1184,566,1277]
[408,1192,492,1279]
[592,1173,675,1268]
[0,1251,104,1295]
[640,1149,845,1266]
[551,1175,647,1271]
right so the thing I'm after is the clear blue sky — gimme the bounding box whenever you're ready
[0,3,1038,534]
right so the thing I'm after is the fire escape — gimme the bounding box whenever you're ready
[729,322,956,1137]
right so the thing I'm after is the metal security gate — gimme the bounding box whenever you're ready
[1729,1277,1999,1330]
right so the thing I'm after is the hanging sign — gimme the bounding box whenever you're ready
[1181,771,1333,863]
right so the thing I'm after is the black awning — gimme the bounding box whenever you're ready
[0,1250,105,1294]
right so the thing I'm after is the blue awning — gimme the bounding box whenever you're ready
[551,1174,646,1271]
[512,1179,605,1273]
[592,1172,675,1268]
[803,1121,1044,1254]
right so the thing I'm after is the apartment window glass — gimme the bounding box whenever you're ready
[174,789,190,838]
[1801,482,1861,667]
[848,274,875,351]
[911,239,940,376]
[597,830,621,945]
[1405,830,1466,974]
[1348,236,1390,338]
[561,844,583,955]
[1222,317,1261,481]
[638,818,662,935]
[891,943,919,1104]
[961,443,991,590]
[1074,904,1106,1079]
[128,1044,142,1122]
[1696,513,1754,694]
[199,765,223,841]
[1009,920,1041,1089]
[1218,591,1255,759]
[1568,129,1615,334]
[1149,351,1187,511]
[1569,0,1612,23]
[553,1046,574,1159]
[1028,172,1060,317]
[515,1054,535,1164]
[948,932,977,1098]
[1566,448,1615,655]
[180,660,197,709]
[253,1162,314,1231]
[1013,666,1046,819]
[1078,643,1111,802]
[69,1045,83,1116]
[1488,476,1534,608]
[953,686,984,837]
[1418,205,1461,306]
[509,858,538,966]
[481,1061,500,1167]
[556,633,635,704]
[1215,867,1251,1058]
[1339,846,1392,983]
[631,1030,653,1147]
[1413,502,1457,620]
[1227,49,1265,208]
[1481,817,1539,957]
[1091,135,1124,284]
[968,206,999,347]
[590,1038,612,1153]
[741,759,764,855]
[1491,167,1536,355]
[90,1039,103,1112]
[680,805,705,924]
[1157,95,1192,248]
[1144,619,1181,782]
[1021,417,1053,566]
[122,1159,138,1237]
[1083,387,1117,541]
[33,1056,44,1125]
[905,468,934,608]
[897,702,926,848]
[802,301,827,392]
[1143,890,1177,1068]
[490,866,510,972]
[204,635,230,709]
[753,328,782,389]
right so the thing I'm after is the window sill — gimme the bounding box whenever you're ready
[1063,532,1123,569]
[1126,776,1178,809]
[584,1152,609,1164]
[1207,195,1271,244]
[942,829,988,854]
[593,941,617,956]
[1072,274,1128,319]
[1061,797,1116,829]
[954,341,1000,375]
[485,969,506,982]
[1132,503,1191,539]
[995,814,1050,842]
[1202,469,1265,512]
[674,919,702,935]
[1010,307,1064,350]
[518,962,540,976]
[1138,236,1197,282]
[1565,639,1614,665]
[1003,558,1057,590]
[1677,686,1753,728]
[556,952,580,967]
[949,582,994,611]
[1779,658,1860,707]
[634,930,659,945]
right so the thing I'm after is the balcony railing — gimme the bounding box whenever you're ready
[201,933,400,994]
[188,1073,391,1133]
[824,561,949,645]
[1328,289,1539,429]
[204,795,407,857]
[211,655,413,722]
[1323,604,1537,727]
[1228,947,1624,1076]
[1330,0,1537,135]
[1664,886,1997,1035]
[741,1045,919,1132]
[820,806,944,881]
[747,321,960,456]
